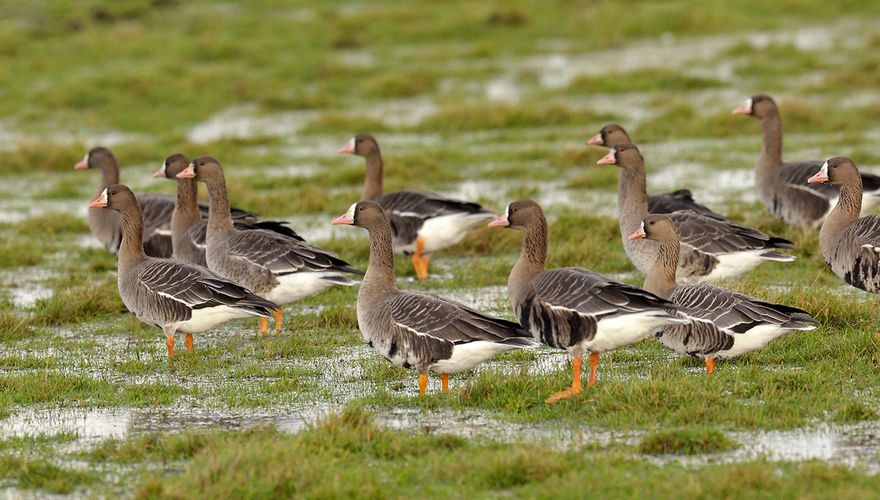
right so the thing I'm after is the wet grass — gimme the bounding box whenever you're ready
[2,0,880,496]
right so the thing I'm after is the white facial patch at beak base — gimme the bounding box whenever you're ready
[345,202,357,219]
[820,161,829,177]
[745,98,752,110]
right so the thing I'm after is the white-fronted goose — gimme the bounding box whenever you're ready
[489,200,690,403]
[88,184,279,357]
[178,156,362,333]
[733,95,880,229]
[629,215,818,373]
[153,154,302,267]
[337,134,494,280]
[332,200,535,395]
[587,123,726,220]
[808,157,880,292]
[598,144,795,281]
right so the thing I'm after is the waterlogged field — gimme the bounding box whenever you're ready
[2,0,880,496]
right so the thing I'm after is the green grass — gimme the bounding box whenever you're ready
[638,427,739,455]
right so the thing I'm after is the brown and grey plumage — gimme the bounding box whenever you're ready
[489,200,690,403]
[733,95,880,229]
[331,201,534,395]
[75,147,259,257]
[153,153,302,267]
[808,157,880,292]
[598,144,795,281]
[337,134,494,280]
[178,156,361,333]
[587,123,726,220]
[87,184,279,358]
[629,215,818,374]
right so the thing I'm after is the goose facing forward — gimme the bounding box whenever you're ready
[178,156,362,333]
[337,134,494,280]
[629,215,818,373]
[598,144,795,281]
[489,200,690,403]
[88,184,279,357]
[153,153,302,267]
[332,201,535,395]
[808,157,880,293]
[733,94,880,228]
[586,123,725,220]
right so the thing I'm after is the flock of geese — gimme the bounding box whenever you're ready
[76,94,880,403]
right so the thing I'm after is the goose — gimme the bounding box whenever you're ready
[629,214,818,373]
[598,144,795,281]
[489,200,690,403]
[177,156,362,333]
[807,157,880,292]
[337,134,494,280]
[733,94,880,229]
[75,147,259,256]
[152,153,302,267]
[87,184,279,357]
[331,201,535,394]
[586,123,725,220]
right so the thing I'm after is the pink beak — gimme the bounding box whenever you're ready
[586,133,604,146]
[732,104,751,115]
[74,160,88,170]
[596,152,616,165]
[152,166,166,178]
[337,142,354,154]
[807,171,829,184]
[88,196,107,209]
[331,214,354,225]
[176,165,196,179]
[488,215,509,228]
[627,227,647,240]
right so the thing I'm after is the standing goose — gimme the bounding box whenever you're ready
[807,157,880,292]
[177,156,362,333]
[153,154,302,267]
[629,215,818,373]
[489,200,690,403]
[587,124,725,220]
[733,95,880,228]
[599,144,795,281]
[331,201,535,395]
[88,184,279,357]
[337,134,494,280]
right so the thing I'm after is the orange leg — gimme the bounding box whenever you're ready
[185,333,193,353]
[260,317,268,335]
[440,373,449,391]
[274,309,283,333]
[705,357,715,375]
[588,352,599,387]
[545,355,583,404]
[411,236,429,280]
[166,335,175,358]
[418,373,428,396]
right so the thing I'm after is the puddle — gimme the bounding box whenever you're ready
[187,104,319,143]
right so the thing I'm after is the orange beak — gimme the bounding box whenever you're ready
[177,164,196,179]
[807,170,829,184]
[88,190,108,208]
[74,160,88,169]
[596,151,616,165]
[732,104,751,115]
[152,166,166,178]
[337,138,355,154]
[488,215,509,227]
[331,214,354,225]
[586,133,604,146]
[627,227,647,240]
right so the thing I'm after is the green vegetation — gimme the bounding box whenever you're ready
[1,0,880,496]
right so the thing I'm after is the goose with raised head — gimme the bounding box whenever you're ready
[489,200,690,403]
[153,153,302,267]
[587,123,725,220]
[598,144,795,282]
[629,214,818,373]
[337,134,494,280]
[332,201,535,395]
[733,94,880,228]
[177,156,362,334]
[88,184,279,357]
[808,157,880,293]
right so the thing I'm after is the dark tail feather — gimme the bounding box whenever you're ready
[766,236,795,250]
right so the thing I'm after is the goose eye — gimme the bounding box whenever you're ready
[831,164,837,169]
[649,220,655,225]
[512,208,519,213]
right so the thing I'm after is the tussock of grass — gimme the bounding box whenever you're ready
[0,372,183,409]
[568,69,723,94]
[638,427,738,455]
[11,212,89,237]
[85,431,210,464]
[0,455,94,494]
[32,278,125,325]
[415,103,611,133]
